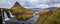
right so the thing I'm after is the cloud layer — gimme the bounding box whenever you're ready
[0,0,60,9]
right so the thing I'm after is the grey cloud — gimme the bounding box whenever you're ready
[0,0,60,9]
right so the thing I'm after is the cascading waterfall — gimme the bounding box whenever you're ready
[8,11,15,17]
[4,12,10,21]
[1,9,5,24]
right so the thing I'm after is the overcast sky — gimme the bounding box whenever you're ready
[0,0,60,9]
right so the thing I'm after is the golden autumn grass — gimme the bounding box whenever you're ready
[36,8,60,24]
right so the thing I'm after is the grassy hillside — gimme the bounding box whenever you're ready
[36,8,60,24]
[11,2,34,15]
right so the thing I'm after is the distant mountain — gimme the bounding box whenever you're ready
[44,7,57,10]
[28,8,44,12]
